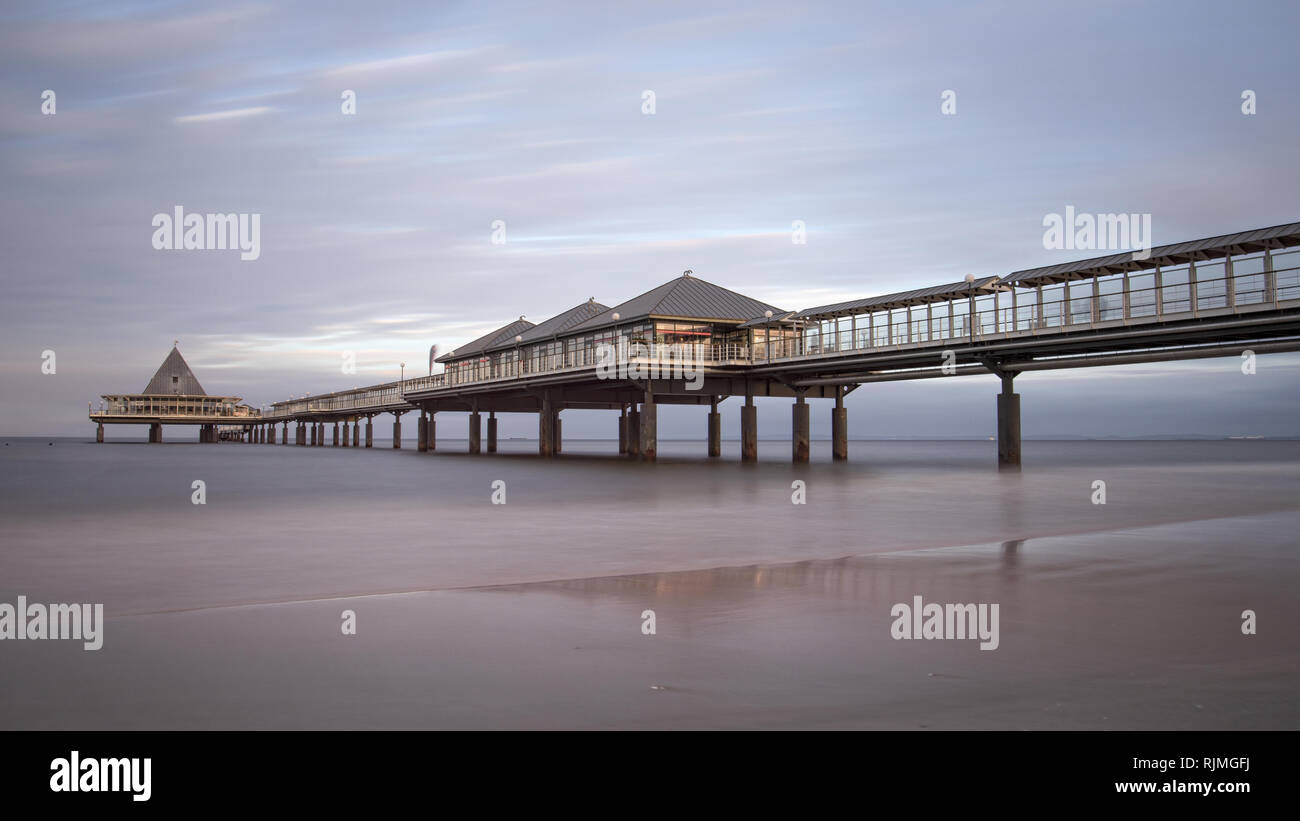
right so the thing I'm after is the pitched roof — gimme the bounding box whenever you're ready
[436,318,535,362]
[569,272,785,333]
[505,299,610,348]
[1002,221,1300,286]
[142,346,206,395]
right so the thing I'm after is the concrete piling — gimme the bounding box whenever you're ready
[741,396,757,462]
[707,398,721,458]
[997,372,1021,469]
[792,395,810,463]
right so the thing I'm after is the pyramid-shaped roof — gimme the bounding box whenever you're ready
[569,272,785,333]
[436,318,536,363]
[142,346,206,395]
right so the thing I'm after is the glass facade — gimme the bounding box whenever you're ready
[431,246,1300,388]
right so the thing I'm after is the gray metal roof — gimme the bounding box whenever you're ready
[502,298,611,348]
[737,310,801,328]
[1002,221,1300,286]
[568,272,785,333]
[795,276,1005,320]
[436,318,535,362]
[142,346,206,395]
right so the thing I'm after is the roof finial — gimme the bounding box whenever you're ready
[682,269,693,278]
[173,339,179,348]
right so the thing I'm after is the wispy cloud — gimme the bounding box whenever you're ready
[174,106,272,124]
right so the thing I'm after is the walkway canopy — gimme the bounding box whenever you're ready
[1002,221,1300,287]
[794,276,1005,322]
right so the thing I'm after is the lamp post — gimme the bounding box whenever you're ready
[965,274,976,345]
[764,309,773,361]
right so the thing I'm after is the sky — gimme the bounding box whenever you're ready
[1,0,1298,438]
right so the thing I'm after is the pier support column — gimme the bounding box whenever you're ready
[469,412,482,454]
[332,423,339,447]
[741,395,757,462]
[342,421,350,447]
[365,417,373,448]
[792,395,810,463]
[282,423,289,445]
[539,393,554,457]
[352,419,359,447]
[310,424,317,446]
[554,412,562,455]
[392,414,402,449]
[96,423,104,443]
[618,406,628,455]
[268,425,276,445]
[640,388,657,462]
[626,405,640,458]
[997,372,1021,469]
[832,386,848,461]
[707,398,721,458]
[150,423,162,443]
[487,412,497,453]
[418,412,428,452]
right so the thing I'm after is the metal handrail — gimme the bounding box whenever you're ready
[258,260,1300,413]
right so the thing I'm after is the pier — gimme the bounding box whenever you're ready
[94,222,1300,465]
[89,346,262,443]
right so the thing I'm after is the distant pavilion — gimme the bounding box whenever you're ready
[92,345,258,442]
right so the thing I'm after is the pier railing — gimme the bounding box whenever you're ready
[264,248,1300,414]
[91,398,261,418]
[773,258,1300,360]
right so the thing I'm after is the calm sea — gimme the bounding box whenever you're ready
[2,437,1296,728]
